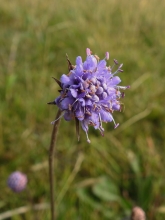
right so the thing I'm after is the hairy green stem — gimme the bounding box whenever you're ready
[49,109,62,220]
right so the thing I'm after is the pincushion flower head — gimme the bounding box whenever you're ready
[48,48,129,143]
[7,171,27,193]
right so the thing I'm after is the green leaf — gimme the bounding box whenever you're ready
[77,188,102,210]
[92,176,120,202]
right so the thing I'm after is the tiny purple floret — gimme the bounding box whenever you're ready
[53,48,129,142]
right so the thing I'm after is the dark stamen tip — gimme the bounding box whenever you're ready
[114,59,118,65]
[121,92,125,98]
[114,123,119,129]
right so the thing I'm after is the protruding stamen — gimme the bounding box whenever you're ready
[121,92,125,98]
[114,59,118,65]
[112,69,120,75]
[116,86,130,90]
[111,59,119,71]
[51,112,64,124]
[94,55,100,61]
[105,52,109,60]
[118,63,123,69]
[85,131,91,143]
[75,118,80,142]
[86,48,91,56]
[110,114,119,129]
[114,123,119,129]
[71,98,79,107]
[99,128,104,136]
[98,113,104,132]
[112,65,124,75]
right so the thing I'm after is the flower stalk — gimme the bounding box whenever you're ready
[49,109,62,220]
[48,48,129,218]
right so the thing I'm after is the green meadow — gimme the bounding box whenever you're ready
[1,0,165,219]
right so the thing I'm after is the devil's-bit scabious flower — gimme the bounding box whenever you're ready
[49,48,129,143]
[7,171,27,193]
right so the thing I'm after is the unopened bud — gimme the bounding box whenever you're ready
[7,171,27,193]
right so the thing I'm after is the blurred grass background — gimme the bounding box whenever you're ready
[0,0,165,219]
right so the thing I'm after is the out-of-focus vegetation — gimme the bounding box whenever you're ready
[0,0,165,219]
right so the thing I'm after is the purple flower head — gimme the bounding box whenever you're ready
[7,171,27,193]
[49,48,129,143]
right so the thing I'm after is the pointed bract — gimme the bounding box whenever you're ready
[52,77,62,88]
[66,54,74,71]
[47,101,56,105]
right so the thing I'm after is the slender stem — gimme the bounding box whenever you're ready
[49,109,62,220]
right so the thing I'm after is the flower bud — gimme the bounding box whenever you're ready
[7,171,27,193]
